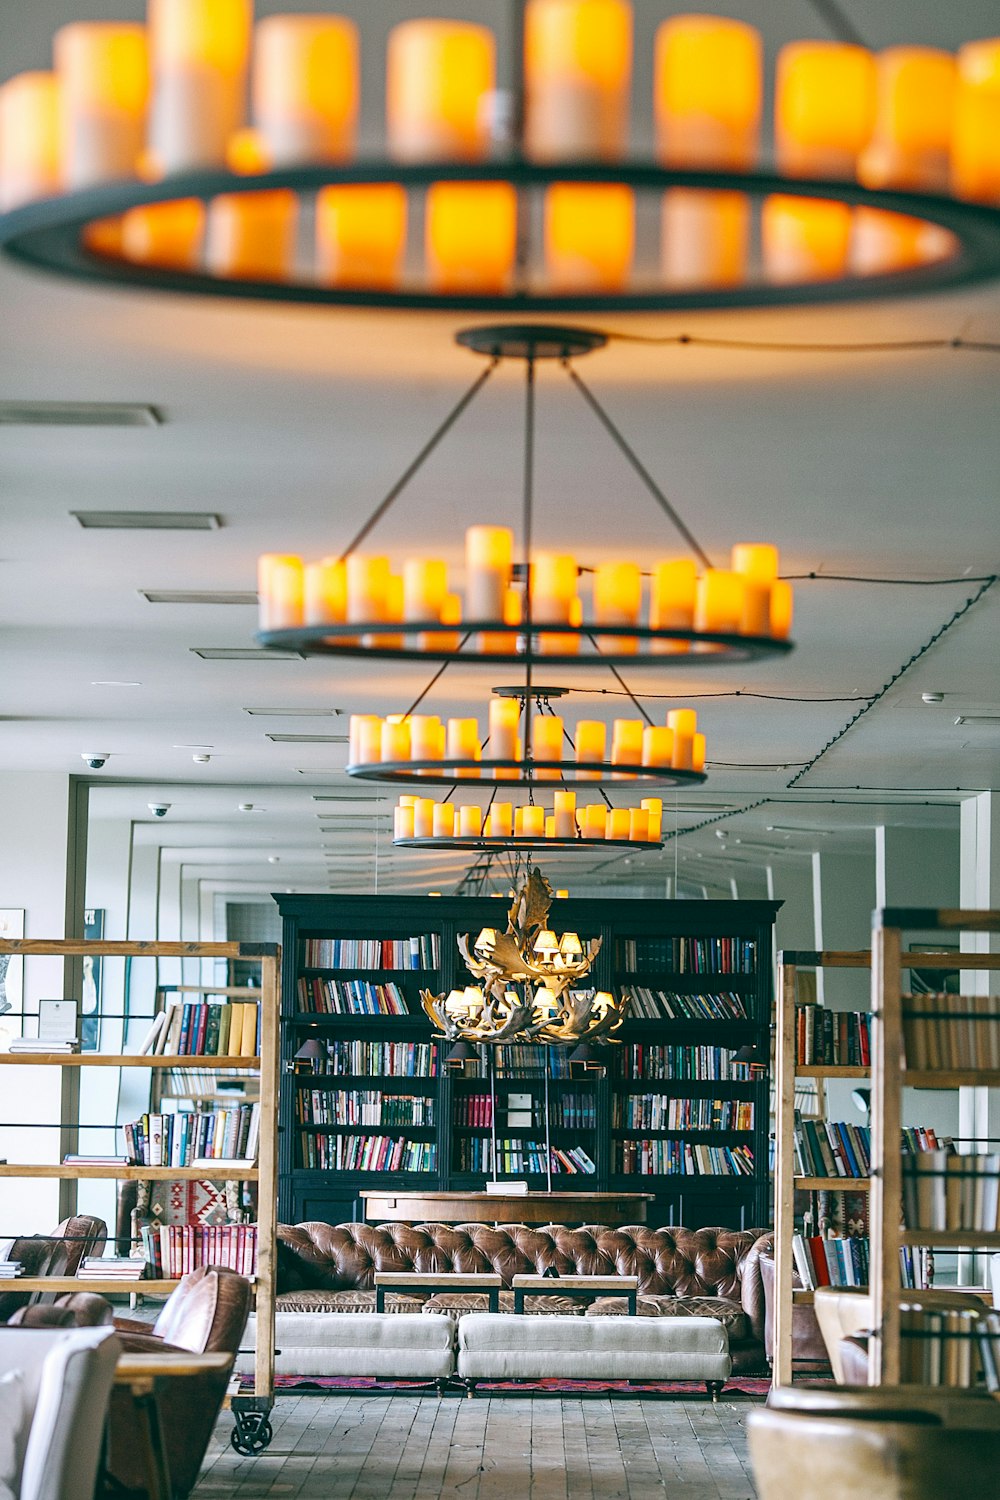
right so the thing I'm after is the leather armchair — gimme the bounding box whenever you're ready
[749,1403,1000,1500]
[745,1234,830,1373]
[0,1326,121,1500]
[98,1267,251,1500]
[0,1216,107,1323]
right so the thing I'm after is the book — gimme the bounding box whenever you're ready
[138,1011,167,1055]
[8,1039,80,1053]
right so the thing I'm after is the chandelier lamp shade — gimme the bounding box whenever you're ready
[348,699,706,788]
[254,322,796,673]
[420,868,627,1047]
[392,791,666,851]
[1,5,1000,310]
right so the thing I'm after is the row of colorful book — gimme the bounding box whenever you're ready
[618,937,756,974]
[792,1233,869,1289]
[793,1115,873,1179]
[624,988,749,1021]
[297,1134,436,1172]
[296,978,411,1016]
[142,1000,259,1057]
[303,935,440,970]
[294,1040,439,1076]
[455,1139,597,1174]
[491,1046,573,1078]
[615,1140,755,1176]
[622,1045,748,1081]
[899,1305,991,1386]
[902,1149,1000,1231]
[295,1089,433,1127]
[796,1007,871,1067]
[614,1095,754,1131]
[902,993,1000,1069]
[139,1223,257,1278]
[123,1104,260,1167]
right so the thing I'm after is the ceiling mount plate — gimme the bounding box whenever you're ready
[492,684,570,700]
[455,324,608,361]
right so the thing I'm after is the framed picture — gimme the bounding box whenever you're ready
[0,910,25,1018]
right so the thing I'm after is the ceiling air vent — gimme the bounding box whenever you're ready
[142,590,256,605]
[2,401,161,426]
[74,511,220,530]
[191,647,303,661]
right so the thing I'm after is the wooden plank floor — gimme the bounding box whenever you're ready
[195,1393,760,1500]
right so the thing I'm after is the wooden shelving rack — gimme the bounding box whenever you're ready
[869,907,1000,1386]
[773,948,872,1389]
[0,936,280,1446]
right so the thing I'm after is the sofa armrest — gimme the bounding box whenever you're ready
[739,1233,773,1343]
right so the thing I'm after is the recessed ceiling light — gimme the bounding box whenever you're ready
[265,733,349,744]
[2,401,161,427]
[191,647,303,660]
[73,510,219,529]
[921,692,945,704]
[313,795,387,803]
[91,680,141,687]
[954,715,1000,725]
[765,824,830,835]
[172,744,214,750]
[142,590,256,605]
[244,707,342,716]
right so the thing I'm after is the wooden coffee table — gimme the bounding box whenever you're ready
[511,1274,639,1314]
[374,1271,503,1312]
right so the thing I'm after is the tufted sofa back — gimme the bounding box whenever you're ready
[277,1221,769,1337]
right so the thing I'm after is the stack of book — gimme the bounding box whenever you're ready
[792,1233,870,1289]
[140,1000,259,1058]
[624,989,749,1020]
[140,1223,257,1278]
[902,1148,1000,1231]
[796,1007,871,1066]
[299,1040,438,1076]
[902,994,1000,1070]
[900,1304,986,1385]
[623,1045,742,1080]
[620,937,756,973]
[77,1256,146,1281]
[303,935,440,969]
[616,1095,753,1130]
[124,1103,260,1167]
[793,1114,871,1178]
[298,1134,436,1172]
[296,978,410,1015]
[616,1140,754,1176]
[0,1261,23,1279]
[7,1038,80,1054]
[296,1090,433,1126]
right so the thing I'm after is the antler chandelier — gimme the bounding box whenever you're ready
[421,868,625,1046]
[2,5,1000,311]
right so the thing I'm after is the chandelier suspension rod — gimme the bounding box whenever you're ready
[521,354,537,775]
[337,357,499,562]
[397,640,471,721]
[562,359,714,570]
[590,646,657,728]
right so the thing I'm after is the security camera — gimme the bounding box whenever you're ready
[82,752,110,770]
[148,802,171,818]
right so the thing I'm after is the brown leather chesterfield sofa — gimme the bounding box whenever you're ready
[275,1221,772,1373]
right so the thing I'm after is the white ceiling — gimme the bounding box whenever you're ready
[2,1,999,896]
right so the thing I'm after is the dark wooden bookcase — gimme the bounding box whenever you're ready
[275,894,778,1230]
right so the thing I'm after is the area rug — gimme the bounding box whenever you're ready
[239,1374,772,1399]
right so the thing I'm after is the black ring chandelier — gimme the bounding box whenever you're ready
[1,7,998,312]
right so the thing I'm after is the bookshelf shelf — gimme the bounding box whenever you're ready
[793,1175,871,1191]
[0,1054,259,1068]
[277,895,778,1229]
[0,935,280,1450]
[794,1065,870,1080]
[870,908,1000,1386]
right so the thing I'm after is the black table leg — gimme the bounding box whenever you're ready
[513,1290,524,1314]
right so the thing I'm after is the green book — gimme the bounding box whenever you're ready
[215,1004,233,1056]
[204,1004,221,1056]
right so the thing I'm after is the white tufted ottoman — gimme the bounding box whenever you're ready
[457,1313,731,1397]
[237,1311,457,1381]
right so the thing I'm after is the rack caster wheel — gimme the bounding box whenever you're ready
[231,1411,273,1455]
